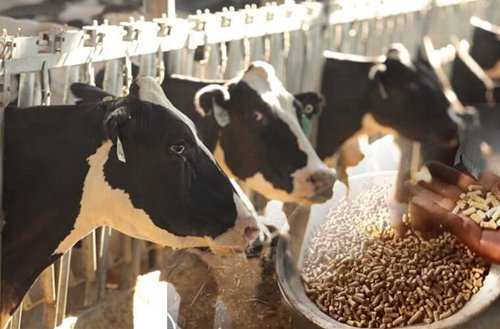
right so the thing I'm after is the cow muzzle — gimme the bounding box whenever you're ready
[210,215,260,255]
[307,170,336,202]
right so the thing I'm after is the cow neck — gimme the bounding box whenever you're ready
[317,60,373,160]
[2,102,110,319]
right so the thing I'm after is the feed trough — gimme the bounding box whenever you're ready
[276,171,500,329]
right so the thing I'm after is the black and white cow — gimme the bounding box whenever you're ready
[160,62,335,204]
[1,77,259,328]
[450,17,500,106]
[317,45,459,163]
[317,45,461,233]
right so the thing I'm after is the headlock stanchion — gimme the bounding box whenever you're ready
[0,0,495,327]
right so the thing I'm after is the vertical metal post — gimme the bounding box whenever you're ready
[0,70,8,329]
[8,308,21,329]
[205,44,223,80]
[140,54,155,78]
[302,8,325,93]
[82,231,97,306]
[40,266,56,329]
[120,235,133,289]
[285,30,304,94]
[167,50,183,75]
[103,60,123,97]
[55,250,71,326]
[96,227,111,301]
[267,33,285,82]
[249,37,265,62]
[62,66,80,105]
[224,40,244,80]
[17,73,36,107]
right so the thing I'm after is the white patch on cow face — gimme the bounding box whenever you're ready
[235,62,333,201]
[58,0,104,23]
[53,141,256,256]
[134,77,217,165]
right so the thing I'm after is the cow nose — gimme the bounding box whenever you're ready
[244,225,260,242]
[308,170,336,200]
[244,223,278,258]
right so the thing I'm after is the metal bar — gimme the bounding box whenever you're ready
[41,62,51,106]
[17,72,36,107]
[62,66,80,104]
[55,249,72,326]
[248,37,265,62]
[224,40,244,80]
[166,49,183,75]
[9,306,21,329]
[285,30,304,93]
[205,43,222,79]
[139,53,155,78]
[82,231,97,307]
[267,33,285,81]
[39,265,56,329]
[131,239,143,282]
[123,55,133,94]
[119,235,133,289]
[103,59,122,97]
[155,48,165,84]
[96,227,111,301]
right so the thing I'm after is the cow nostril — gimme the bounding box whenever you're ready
[244,226,260,242]
[308,171,336,191]
[307,175,318,185]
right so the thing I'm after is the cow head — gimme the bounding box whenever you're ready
[368,44,459,148]
[72,77,260,254]
[193,62,335,204]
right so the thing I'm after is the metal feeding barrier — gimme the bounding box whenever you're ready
[0,0,496,327]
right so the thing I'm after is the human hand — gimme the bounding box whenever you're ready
[406,161,500,263]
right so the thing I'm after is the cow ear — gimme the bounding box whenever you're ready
[104,106,132,163]
[194,84,231,127]
[104,106,131,141]
[368,63,389,99]
[385,44,413,67]
[71,83,115,104]
[368,63,387,81]
[294,92,325,117]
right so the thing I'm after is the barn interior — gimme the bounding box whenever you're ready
[0,0,499,329]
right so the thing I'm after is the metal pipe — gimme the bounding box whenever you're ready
[55,250,72,326]
[17,72,36,107]
[0,71,11,324]
[8,307,21,329]
[139,53,155,77]
[82,231,97,306]
[97,227,111,301]
[40,265,56,329]
[103,59,122,97]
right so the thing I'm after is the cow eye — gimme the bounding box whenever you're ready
[303,104,314,114]
[170,142,186,155]
[252,111,263,121]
